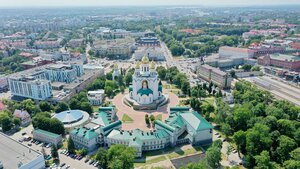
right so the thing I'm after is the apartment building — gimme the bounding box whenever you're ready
[197,64,233,89]
[8,76,52,100]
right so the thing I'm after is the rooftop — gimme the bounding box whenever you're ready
[0,132,43,169]
[269,54,300,61]
[33,129,61,139]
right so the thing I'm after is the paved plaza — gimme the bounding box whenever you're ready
[112,91,179,131]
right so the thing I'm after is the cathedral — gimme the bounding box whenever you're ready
[125,54,167,110]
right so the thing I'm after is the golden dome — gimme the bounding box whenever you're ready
[141,55,150,64]
[136,61,141,68]
[150,61,155,69]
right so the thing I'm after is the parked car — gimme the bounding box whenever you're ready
[46,143,52,148]
[89,160,94,165]
[22,132,27,136]
[60,163,66,167]
[84,159,89,163]
[27,143,32,146]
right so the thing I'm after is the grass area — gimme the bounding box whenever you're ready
[134,156,167,167]
[62,140,68,149]
[167,147,203,159]
[155,114,162,121]
[204,97,216,107]
[93,106,99,113]
[122,114,134,123]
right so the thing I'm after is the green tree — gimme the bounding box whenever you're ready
[95,148,108,169]
[51,144,59,159]
[206,144,221,169]
[67,138,75,153]
[55,102,69,113]
[221,123,231,139]
[69,99,81,110]
[276,135,297,163]
[107,144,136,169]
[233,130,246,156]
[80,102,93,114]
[254,151,277,169]
[0,113,13,132]
[124,72,133,86]
[39,101,54,112]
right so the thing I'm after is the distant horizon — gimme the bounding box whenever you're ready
[1,4,300,8]
[1,0,300,8]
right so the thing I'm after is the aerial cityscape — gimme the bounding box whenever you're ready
[0,0,299,169]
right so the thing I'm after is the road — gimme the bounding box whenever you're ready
[244,76,300,106]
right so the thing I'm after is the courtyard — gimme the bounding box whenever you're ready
[112,91,179,131]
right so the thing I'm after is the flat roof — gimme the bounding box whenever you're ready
[33,129,61,139]
[0,132,43,169]
[270,54,300,61]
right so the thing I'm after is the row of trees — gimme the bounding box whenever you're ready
[94,145,136,169]
[181,140,222,169]
[214,81,299,168]
[157,66,190,95]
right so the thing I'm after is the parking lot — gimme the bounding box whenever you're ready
[10,125,99,169]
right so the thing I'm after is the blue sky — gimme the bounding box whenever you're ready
[1,0,300,7]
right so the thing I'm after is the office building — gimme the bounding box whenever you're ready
[8,76,52,100]
[258,54,300,71]
[197,64,233,89]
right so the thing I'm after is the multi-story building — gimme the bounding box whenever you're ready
[70,107,213,157]
[134,47,165,61]
[219,46,254,58]
[92,38,135,58]
[32,129,62,147]
[8,76,52,100]
[197,64,233,89]
[87,90,105,106]
[257,54,300,71]
[68,39,84,48]
[45,63,84,83]
[34,40,61,49]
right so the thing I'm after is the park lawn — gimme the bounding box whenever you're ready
[134,156,167,167]
[167,147,203,159]
[155,114,162,121]
[93,106,99,113]
[122,114,134,123]
[204,97,215,105]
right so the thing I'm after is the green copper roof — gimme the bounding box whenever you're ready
[129,85,133,91]
[158,85,162,92]
[129,137,143,147]
[165,115,185,129]
[107,129,170,141]
[102,120,122,132]
[99,107,114,111]
[71,127,98,140]
[33,129,61,139]
[170,107,190,112]
[155,120,176,132]
[137,88,153,96]
[92,111,110,126]
[180,112,213,131]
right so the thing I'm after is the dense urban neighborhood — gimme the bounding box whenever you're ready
[0,3,300,169]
